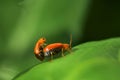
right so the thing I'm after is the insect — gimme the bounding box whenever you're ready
[43,35,72,61]
[34,37,46,61]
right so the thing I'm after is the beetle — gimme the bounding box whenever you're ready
[34,37,46,61]
[43,35,72,61]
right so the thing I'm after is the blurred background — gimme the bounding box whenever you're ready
[0,0,120,80]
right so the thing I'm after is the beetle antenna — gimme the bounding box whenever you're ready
[69,34,72,49]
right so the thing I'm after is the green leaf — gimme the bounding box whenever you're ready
[13,38,120,80]
[0,0,90,80]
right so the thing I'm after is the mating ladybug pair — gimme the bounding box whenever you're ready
[34,35,72,61]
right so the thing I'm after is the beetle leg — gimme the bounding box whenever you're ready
[68,48,71,53]
[43,43,47,46]
[41,44,47,49]
[50,52,53,60]
[62,48,64,56]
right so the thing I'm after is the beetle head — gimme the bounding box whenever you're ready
[39,38,46,43]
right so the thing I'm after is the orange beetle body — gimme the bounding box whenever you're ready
[43,43,70,57]
[42,35,72,61]
[34,38,46,61]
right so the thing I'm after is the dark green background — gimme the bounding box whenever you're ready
[0,0,120,80]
